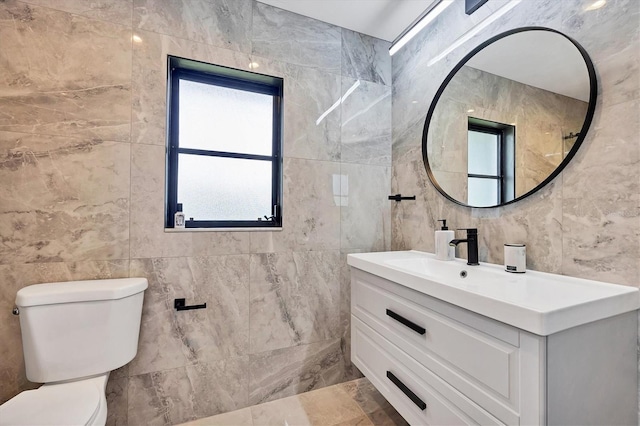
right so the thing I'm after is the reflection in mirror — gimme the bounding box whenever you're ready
[424,28,596,208]
[467,118,515,206]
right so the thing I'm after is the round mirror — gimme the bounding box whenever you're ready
[423,27,597,208]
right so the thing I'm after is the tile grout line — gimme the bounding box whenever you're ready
[125,3,135,426]
[128,1,135,280]
[247,0,255,412]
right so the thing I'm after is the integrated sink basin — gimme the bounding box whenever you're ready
[347,250,639,336]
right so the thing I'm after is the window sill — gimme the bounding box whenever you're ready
[164,227,282,233]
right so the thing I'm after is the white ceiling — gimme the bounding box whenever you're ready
[256,0,435,42]
[466,30,590,101]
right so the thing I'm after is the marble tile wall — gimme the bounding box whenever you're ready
[0,1,391,425]
[392,0,639,413]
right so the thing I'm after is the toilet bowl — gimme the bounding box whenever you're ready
[0,374,108,426]
[0,278,147,426]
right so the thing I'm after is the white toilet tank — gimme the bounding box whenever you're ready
[15,278,148,384]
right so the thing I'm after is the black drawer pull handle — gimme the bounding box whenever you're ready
[387,371,427,411]
[386,309,426,335]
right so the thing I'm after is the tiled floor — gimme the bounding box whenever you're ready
[180,378,408,426]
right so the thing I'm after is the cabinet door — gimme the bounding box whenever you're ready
[352,316,505,426]
[352,272,520,422]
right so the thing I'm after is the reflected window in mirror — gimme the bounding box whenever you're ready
[467,118,515,207]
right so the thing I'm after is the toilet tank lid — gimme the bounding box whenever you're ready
[15,278,148,307]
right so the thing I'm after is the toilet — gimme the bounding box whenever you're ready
[0,278,148,426]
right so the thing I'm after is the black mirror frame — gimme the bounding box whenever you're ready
[422,26,598,208]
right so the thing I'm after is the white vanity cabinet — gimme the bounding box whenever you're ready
[350,266,638,426]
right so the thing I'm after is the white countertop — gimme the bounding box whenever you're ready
[347,250,640,336]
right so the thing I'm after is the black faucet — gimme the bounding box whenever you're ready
[449,228,479,265]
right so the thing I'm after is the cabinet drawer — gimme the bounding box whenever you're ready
[352,316,505,426]
[351,270,520,423]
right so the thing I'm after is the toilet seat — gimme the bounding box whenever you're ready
[0,380,102,426]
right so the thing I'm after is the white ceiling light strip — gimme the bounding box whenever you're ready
[427,0,523,66]
[389,0,454,56]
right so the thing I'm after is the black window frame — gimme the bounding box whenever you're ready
[467,121,515,205]
[166,56,283,229]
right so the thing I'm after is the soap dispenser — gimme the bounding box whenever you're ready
[435,219,455,261]
[174,203,186,229]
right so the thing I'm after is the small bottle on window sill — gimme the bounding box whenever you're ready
[174,203,185,229]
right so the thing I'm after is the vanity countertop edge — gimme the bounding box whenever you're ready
[347,250,640,336]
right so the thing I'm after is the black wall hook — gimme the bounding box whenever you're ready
[174,298,207,311]
[388,194,416,202]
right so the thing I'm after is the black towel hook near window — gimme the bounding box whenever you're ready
[388,194,416,202]
[174,298,207,311]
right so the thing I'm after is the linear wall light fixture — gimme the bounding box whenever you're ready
[389,0,454,56]
[427,0,522,66]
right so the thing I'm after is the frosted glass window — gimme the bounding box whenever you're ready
[179,79,273,156]
[468,131,498,175]
[166,56,283,228]
[178,155,272,221]
[468,178,499,207]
